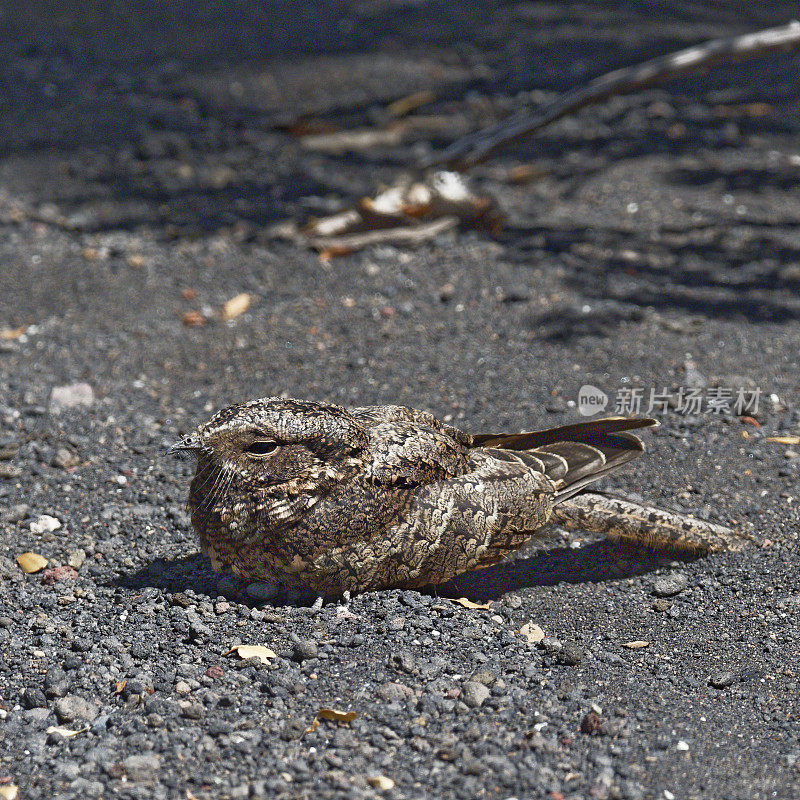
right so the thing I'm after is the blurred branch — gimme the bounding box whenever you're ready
[427,20,800,170]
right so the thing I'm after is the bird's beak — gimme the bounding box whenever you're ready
[167,434,201,457]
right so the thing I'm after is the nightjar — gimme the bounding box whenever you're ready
[169,397,745,594]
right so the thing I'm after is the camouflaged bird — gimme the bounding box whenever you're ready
[169,397,746,595]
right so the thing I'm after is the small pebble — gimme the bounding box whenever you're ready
[49,382,94,412]
[557,642,583,666]
[66,550,86,570]
[469,670,497,687]
[377,682,413,703]
[291,639,318,662]
[16,552,48,573]
[653,573,688,597]
[709,671,736,689]
[54,695,98,723]
[500,283,531,303]
[41,565,79,585]
[21,687,48,709]
[580,710,602,735]
[29,515,61,534]
[461,681,490,708]
[541,637,563,656]
[367,775,395,791]
[122,753,160,782]
[51,447,78,468]
[3,504,30,523]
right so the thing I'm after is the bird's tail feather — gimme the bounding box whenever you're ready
[552,492,750,553]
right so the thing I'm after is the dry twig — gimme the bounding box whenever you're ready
[428,21,800,169]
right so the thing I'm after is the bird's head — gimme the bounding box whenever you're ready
[169,397,369,500]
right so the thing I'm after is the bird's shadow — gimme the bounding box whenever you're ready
[116,539,693,606]
[432,540,690,603]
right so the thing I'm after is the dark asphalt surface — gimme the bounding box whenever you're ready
[1,2,799,799]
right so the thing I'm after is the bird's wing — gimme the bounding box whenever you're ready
[364,421,470,486]
[472,417,657,500]
[351,405,472,446]
[449,419,655,572]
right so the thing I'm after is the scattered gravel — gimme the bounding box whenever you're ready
[1,3,799,800]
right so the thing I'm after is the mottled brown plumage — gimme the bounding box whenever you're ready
[169,397,747,594]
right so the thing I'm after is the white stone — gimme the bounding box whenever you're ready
[30,515,61,534]
[49,382,94,412]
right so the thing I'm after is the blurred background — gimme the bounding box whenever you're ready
[1,1,798,427]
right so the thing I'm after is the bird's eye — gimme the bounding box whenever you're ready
[245,440,279,457]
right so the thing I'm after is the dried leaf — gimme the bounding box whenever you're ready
[739,416,761,427]
[303,209,360,238]
[305,707,357,734]
[221,292,251,321]
[284,118,340,138]
[16,552,48,573]
[623,641,650,649]
[318,245,353,263]
[305,717,321,734]
[507,163,547,184]
[317,708,357,723]
[714,102,772,118]
[115,680,127,694]
[0,327,26,340]
[767,436,800,445]
[387,89,436,117]
[300,127,403,153]
[273,171,501,254]
[181,310,206,327]
[224,644,277,664]
[46,725,86,738]
[0,785,18,800]
[367,775,396,791]
[452,597,492,610]
[309,216,458,252]
[519,623,545,643]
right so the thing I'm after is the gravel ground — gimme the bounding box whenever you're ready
[1,2,799,799]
